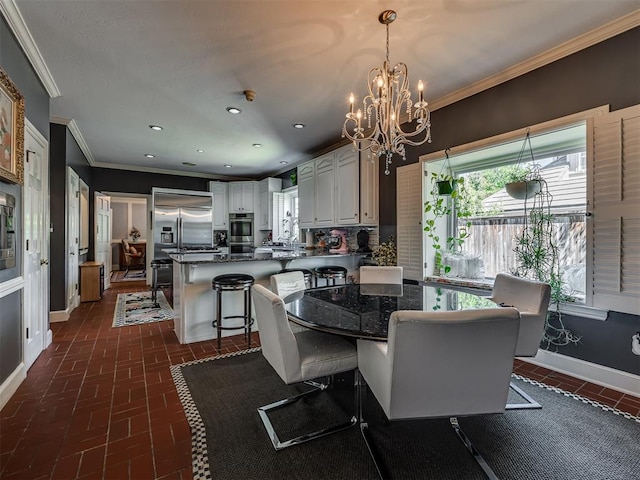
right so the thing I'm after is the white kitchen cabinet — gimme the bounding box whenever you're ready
[314,153,335,227]
[335,145,359,225]
[257,177,282,230]
[209,181,228,229]
[359,153,379,225]
[229,181,256,213]
[298,160,315,228]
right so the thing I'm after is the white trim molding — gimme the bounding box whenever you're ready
[430,10,640,112]
[0,276,24,298]
[50,116,95,165]
[524,349,640,398]
[49,309,70,323]
[0,363,26,411]
[0,0,61,97]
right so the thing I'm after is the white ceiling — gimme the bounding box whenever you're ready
[8,1,640,180]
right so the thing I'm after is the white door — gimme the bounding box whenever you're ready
[67,168,80,311]
[95,193,111,290]
[23,119,50,368]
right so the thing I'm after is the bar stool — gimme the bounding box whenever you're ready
[278,268,313,289]
[212,273,255,351]
[151,259,173,305]
[314,266,347,287]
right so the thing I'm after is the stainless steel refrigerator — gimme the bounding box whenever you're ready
[153,190,214,283]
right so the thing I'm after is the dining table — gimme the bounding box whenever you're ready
[283,282,497,340]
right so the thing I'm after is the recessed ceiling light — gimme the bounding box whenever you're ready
[149,125,163,131]
[226,107,242,114]
[182,162,196,166]
[293,123,305,129]
[224,165,232,168]
[280,161,288,165]
[144,154,155,158]
[196,149,204,153]
[252,143,262,148]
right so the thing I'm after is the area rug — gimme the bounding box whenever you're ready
[171,349,640,480]
[112,291,173,327]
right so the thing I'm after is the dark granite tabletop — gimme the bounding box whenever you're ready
[168,250,367,264]
[284,283,495,340]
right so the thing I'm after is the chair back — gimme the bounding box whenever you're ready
[271,271,306,299]
[359,266,403,284]
[360,308,520,420]
[489,273,551,357]
[251,284,302,383]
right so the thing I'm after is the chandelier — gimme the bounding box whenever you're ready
[342,10,432,175]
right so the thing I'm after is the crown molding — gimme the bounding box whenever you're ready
[430,10,640,112]
[90,160,247,181]
[0,0,61,97]
[51,116,96,165]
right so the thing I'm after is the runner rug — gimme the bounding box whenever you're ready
[112,291,173,327]
[171,349,640,480]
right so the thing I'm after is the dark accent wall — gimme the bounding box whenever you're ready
[49,124,67,311]
[91,168,209,195]
[378,28,640,375]
[0,16,49,385]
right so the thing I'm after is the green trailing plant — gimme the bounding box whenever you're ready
[372,236,397,266]
[511,170,580,348]
[424,172,471,275]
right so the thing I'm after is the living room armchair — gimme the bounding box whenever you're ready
[121,239,145,277]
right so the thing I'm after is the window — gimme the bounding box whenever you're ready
[424,123,587,302]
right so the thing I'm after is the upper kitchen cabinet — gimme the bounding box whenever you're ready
[298,144,364,228]
[335,145,359,225]
[257,177,283,230]
[298,160,315,228]
[314,153,336,227]
[229,181,256,213]
[208,181,229,229]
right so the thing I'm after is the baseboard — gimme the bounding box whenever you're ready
[0,363,26,411]
[46,329,53,348]
[523,350,640,397]
[49,309,70,323]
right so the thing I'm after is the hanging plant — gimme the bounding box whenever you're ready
[511,158,580,348]
[505,129,544,200]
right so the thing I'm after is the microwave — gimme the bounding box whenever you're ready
[0,191,16,270]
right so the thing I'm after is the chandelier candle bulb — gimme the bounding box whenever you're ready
[349,93,354,114]
[418,80,424,102]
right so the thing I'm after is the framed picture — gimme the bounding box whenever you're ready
[0,67,24,185]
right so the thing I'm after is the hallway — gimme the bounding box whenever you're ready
[1,284,638,479]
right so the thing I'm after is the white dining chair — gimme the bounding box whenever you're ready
[251,284,358,450]
[359,266,403,284]
[489,273,551,409]
[270,271,309,333]
[357,307,520,479]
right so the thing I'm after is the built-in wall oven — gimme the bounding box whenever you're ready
[229,213,254,253]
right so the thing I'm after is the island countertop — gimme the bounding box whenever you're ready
[168,250,367,264]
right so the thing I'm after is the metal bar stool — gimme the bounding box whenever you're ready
[151,259,173,306]
[278,268,313,289]
[314,266,347,287]
[212,273,255,351]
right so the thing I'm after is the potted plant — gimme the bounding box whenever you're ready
[423,173,471,275]
[372,236,397,266]
[511,170,580,348]
[505,129,547,200]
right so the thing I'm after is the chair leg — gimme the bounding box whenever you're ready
[450,417,500,480]
[505,381,541,410]
[357,370,386,480]
[257,379,357,451]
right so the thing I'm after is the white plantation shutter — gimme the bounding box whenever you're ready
[272,192,286,241]
[397,163,424,281]
[589,104,640,314]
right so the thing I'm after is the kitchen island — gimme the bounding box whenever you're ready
[169,249,367,344]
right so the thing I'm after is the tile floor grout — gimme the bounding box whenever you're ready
[0,283,638,479]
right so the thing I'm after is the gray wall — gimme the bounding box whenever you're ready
[0,16,49,385]
[377,28,640,375]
